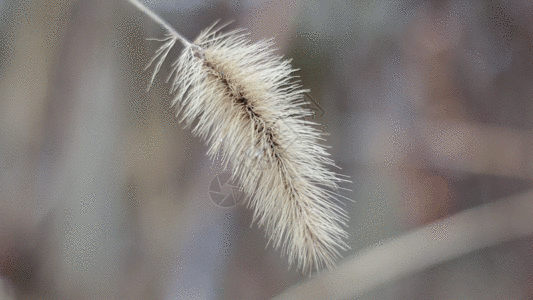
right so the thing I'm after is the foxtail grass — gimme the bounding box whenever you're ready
[128,0,351,274]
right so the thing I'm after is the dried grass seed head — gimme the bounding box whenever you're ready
[149,22,350,273]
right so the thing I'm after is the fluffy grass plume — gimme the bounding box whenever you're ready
[128,0,350,273]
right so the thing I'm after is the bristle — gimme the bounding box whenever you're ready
[148,24,349,274]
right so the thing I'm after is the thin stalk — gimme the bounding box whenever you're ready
[127,0,193,48]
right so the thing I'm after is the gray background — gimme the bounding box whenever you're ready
[0,0,532,299]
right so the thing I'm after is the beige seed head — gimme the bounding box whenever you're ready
[134,2,351,272]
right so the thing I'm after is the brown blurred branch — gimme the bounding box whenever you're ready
[275,189,533,299]
[366,118,533,179]
[422,119,533,179]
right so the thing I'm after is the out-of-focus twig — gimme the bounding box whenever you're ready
[421,119,533,179]
[365,117,533,179]
[274,189,533,299]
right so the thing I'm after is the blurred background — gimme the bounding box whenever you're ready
[1,0,533,299]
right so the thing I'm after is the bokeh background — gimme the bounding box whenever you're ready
[1,0,533,299]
